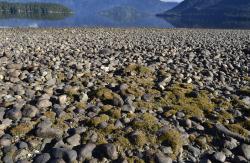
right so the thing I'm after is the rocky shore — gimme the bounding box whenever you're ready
[0,28,249,163]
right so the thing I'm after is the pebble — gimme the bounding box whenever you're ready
[213,152,226,162]
[66,134,81,147]
[58,95,67,105]
[34,153,51,163]
[22,105,38,118]
[234,155,248,163]
[185,119,192,128]
[51,148,77,162]
[192,121,204,131]
[112,95,124,106]
[0,138,11,147]
[223,138,238,149]
[78,143,96,161]
[4,108,22,121]
[222,148,233,157]
[35,125,62,139]
[242,97,250,106]
[187,77,192,84]
[0,28,248,163]
[81,93,89,102]
[142,94,152,102]
[115,120,123,128]
[155,152,172,163]
[158,74,172,90]
[240,144,250,160]
[187,145,201,157]
[101,144,118,160]
[36,99,52,108]
[121,104,135,113]
[0,74,4,80]
[0,119,12,130]
[161,146,173,154]
[17,141,28,149]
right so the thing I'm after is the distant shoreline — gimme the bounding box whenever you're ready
[0,27,250,31]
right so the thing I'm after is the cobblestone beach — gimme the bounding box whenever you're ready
[0,28,249,163]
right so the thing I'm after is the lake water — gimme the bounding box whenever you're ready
[0,0,250,29]
[0,0,174,28]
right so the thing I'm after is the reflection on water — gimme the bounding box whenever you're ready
[0,2,72,20]
[160,15,250,29]
[99,6,146,23]
[1,0,250,29]
[0,0,174,28]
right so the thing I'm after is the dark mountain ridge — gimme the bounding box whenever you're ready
[157,0,250,29]
[159,0,250,18]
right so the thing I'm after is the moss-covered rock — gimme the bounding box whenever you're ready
[57,72,66,83]
[115,136,131,151]
[90,114,110,127]
[159,129,184,158]
[96,87,123,106]
[52,112,73,131]
[238,87,250,96]
[101,105,113,112]
[108,108,122,119]
[75,101,86,109]
[125,64,153,76]
[64,86,79,97]
[227,124,250,137]
[132,113,160,133]
[124,85,144,97]
[244,76,250,81]
[10,122,34,136]
[130,131,148,147]
[127,156,145,163]
[96,88,114,100]
[134,101,157,110]
[243,120,250,130]
[96,132,108,144]
[162,83,216,118]
[44,111,56,122]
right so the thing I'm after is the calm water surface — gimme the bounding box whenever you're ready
[0,0,250,29]
[0,0,174,28]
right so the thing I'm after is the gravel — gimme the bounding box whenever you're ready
[0,28,249,162]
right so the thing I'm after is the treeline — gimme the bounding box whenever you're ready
[0,2,72,14]
[0,2,72,20]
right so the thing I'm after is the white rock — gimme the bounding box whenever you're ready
[242,97,250,106]
[187,77,192,84]
[81,93,89,102]
[59,95,67,105]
